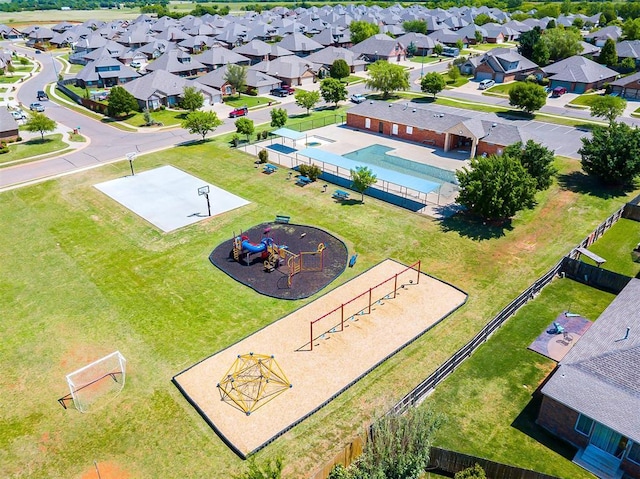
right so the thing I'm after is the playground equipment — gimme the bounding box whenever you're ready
[217,353,292,415]
[306,261,421,350]
[232,228,326,287]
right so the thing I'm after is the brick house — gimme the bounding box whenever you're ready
[609,72,640,99]
[537,278,640,479]
[463,48,541,83]
[0,107,19,142]
[346,101,525,158]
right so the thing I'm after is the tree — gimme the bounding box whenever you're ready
[270,107,288,128]
[447,64,461,82]
[579,121,640,185]
[573,18,584,30]
[24,112,56,141]
[538,28,582,62]
[349,20,379,44]
[474,13,492,26]
[598,38,618,66]
[509,82,546,113]
[434,43,444,56]
[590,95,627,123]
[455,39,465,52]
[181,86,204,111]
[561,0,572,15]
[6,63,15,76]
[235,117,254,142]
[474,29,484,44]
[518,27,541,60]
[350,166,377,203]
[181,111,222,141]
[455,464,487,479]
[532,40,550,66]
[320,78,347,107]
[546,19,556,29]
[421,71,446,98]
[406,41,417,57]
[601,5,617,26]
[329,59,350,80]
[456,154,537,221]
[504,139,556,190]
[402,20,427,34]
[233,456,283,479]
[106,86,138,117]
[294,89,320,114]
[623,18,640,41]
[621,57,636,70]
[365,61,409,99]
[224,64,247,97]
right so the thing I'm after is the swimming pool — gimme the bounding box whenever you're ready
[343,145,458,186]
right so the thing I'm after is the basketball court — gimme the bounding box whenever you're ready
[173,259,467,457]
[94,165,250,232]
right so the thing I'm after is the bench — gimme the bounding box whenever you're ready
[275,215,290,224]
[576,247,606,267]
[264,164,278,174]
[333,189,350,200]
[296,175,312,186]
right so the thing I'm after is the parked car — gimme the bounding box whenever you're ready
[130,61,142,69]
[229,106,248,118]
[280,84,295,95]
[95,91,109,101]
[37,90,48,100]
[11,109,26,120]
[29,102,45,112]
[478,79,495,90]
[270,88,289,97]
[551,86,567,97]
[350,93,367,104]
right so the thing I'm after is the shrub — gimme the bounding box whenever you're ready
[245,89,258,96]
[231,134,240,147]
[261,130,269,140]
[327,464,353,479]
[298,163,322,180]
[257,149,269,163]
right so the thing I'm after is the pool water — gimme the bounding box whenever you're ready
[343,145,458,186]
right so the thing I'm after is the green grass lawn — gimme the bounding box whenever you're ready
[343,75,364,85]
[568,93,602,108]
[0,75,22,84]
[224,94,273,108]
[409,55,443,65]
[484,82,517,96]
[0,131,637,477]
[579,218,640,276]
[121,108,187,128]
[425,278,614,478]
[68,132,86,142]
[471,42,518,52]
[60,54,84,74]
[444,74,470,88]
[0,134,68,166]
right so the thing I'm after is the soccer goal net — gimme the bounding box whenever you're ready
[59,351,126,413]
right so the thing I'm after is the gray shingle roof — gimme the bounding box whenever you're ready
[121,69,219,101]
[542,55,617,83]
[0,106,18,134]
[541,278,640,443]
[275,32,323,53]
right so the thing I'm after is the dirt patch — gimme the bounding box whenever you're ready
[209,222,349,300]
[80,461,130,479]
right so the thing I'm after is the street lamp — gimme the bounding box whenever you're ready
[50,52,58,79]
[126,152,136,176]
[374,50,378,62]
[198,185,211,216]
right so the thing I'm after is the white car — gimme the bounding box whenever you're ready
[130,61,142,68]
[11,110,26,120]
[351,94,367,104]
[478,79,495,90]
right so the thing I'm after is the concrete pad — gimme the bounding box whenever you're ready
[94,165,250,232]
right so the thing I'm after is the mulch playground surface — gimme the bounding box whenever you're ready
[173,259,468,458]
[209,223,349,300]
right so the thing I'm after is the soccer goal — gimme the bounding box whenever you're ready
[58,351,126,413]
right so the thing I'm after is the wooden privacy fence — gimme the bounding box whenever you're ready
[428,447,562,479]
[308,436,364,479]
[561,257,632,294]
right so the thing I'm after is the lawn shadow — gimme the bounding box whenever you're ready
[496,111,534,122]
[337,198,362,206]
[410,96,436,104]
[511,394,578,462]
[557,170,635,200]
[25,138,53,145]
[440,212,512,240]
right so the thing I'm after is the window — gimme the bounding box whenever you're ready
[575,414,594,436]
[365,118,371,129]
[406,126,413,135]
[628,442,640,465]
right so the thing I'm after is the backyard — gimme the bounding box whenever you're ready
[0,133,637,478]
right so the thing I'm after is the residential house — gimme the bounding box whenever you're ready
[615,40,640,67]
[585,25,622,47]
[27,27,55,48]
[542,55,617,93]
[609,72,640,99]
[121,69,221,110]
[145,49,207,77]
[0,107,19,142]
[0,24,22,40]
[75,56,140,88]
[537,278,640,479]
[306,46,367,74]
[463,48,540,83]
[198,65,279,96]
[346,100,526,159]
[192,47,251,70]
[349,34,407,62]
[427,28,470,48]
[233,39,294,64]
[251,55,319,86]
[275,32,324,57]
[396,32,438,57]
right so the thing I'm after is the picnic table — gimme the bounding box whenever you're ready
[333,189,350,200]
[296,175,312,186]
[264,164,278,174]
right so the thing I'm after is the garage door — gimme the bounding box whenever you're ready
[475,71,494,81]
